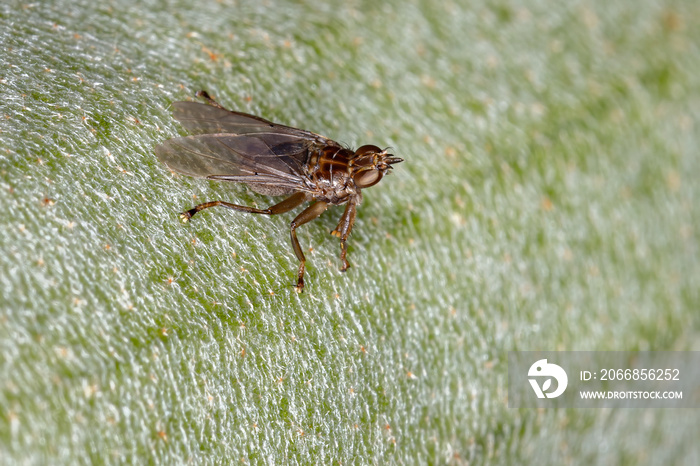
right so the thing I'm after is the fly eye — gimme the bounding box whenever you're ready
[354,168,383,188]
[354,145,381,157]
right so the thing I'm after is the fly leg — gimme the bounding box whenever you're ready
[290,201,328,292]
[330,199,357,272]
[180,191,307,222]
[195,90,226,109]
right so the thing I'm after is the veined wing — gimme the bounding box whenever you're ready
[155,132,318,192]
[172,101,340,147]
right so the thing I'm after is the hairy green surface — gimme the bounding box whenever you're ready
[1,0,699,463]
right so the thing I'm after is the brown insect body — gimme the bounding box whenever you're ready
[155,91,402,291]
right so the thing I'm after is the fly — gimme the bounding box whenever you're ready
[155,91,403,291]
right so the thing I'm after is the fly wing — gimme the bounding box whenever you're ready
[155,132,317,192]
[171,101,340,146]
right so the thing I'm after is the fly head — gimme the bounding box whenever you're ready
[350,145,403,189]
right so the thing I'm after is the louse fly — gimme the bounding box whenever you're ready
[155,91,403,291]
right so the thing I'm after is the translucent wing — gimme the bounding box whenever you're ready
[171,101,340,145]
[156,101,343,191]
[155,132,317,192]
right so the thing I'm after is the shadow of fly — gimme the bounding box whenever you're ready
[155,91,403,292]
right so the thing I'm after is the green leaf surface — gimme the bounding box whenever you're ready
[1,0,699,463]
